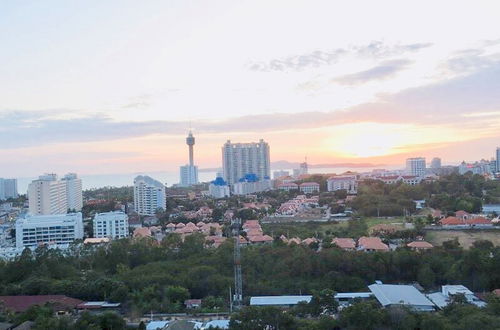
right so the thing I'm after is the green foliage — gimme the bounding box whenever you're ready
[352,173,500,216]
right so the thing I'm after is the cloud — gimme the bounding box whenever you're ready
[332,59,412,85]
[122,101,150,109]
[248,41,432,72]
[2,53,500,150]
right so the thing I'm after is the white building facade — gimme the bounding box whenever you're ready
[93,211,129,239]
[15,212,84,249]
[61,173,83,211]
[327,175,358,194]
[133,175,166,216]
[222,139,270,185]
[232,179,273,195]
[209,177,231,198]
[28,174,68,215]
[406,157,426,177]
[180,165,199,186]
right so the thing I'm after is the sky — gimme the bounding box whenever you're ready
[1,0,500,177]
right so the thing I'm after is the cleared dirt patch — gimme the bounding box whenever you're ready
[426,230,500,248]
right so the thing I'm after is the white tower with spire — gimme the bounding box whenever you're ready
[180,130,199,186]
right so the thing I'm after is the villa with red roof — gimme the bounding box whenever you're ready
[358,237,389,252]
[332,238,356,250]
[407,241,433,250]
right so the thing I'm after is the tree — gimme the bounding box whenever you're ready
[308,289,338,316]
[339,301,388,330]
[229,306,298,330]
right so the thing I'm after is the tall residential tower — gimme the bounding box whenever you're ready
[179,131,199,186]
[222,139,270,185]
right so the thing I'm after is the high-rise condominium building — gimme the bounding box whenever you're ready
[93,211,129,239]
[28,173,83,215]
[179,131,199,186]
[222,139,270,185]
[15,212,84,249]
[496,147,500,173]
[0,178,18,200]
[133,175,166,216]
[28,174,68,215]
[430,157,442,169]
[406,157,426,177]
[61,173,83,211]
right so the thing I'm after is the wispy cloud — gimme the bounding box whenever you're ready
[332,59,412,85]
[248,41,432,72]
[1,53,499,150]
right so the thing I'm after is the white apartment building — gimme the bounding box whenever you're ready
[28,173,83,215]
[222,139,270,185]
[93,211,129,239]
[232,178,272,195]
[15,212,84,249]
[61,173,83,211]
[133,175,166,216]
[0,178,18,200]
[28,174,68,215]
[405,157,426,177]
[327,175,358,194]
[209,177,231,198]
[180,165,199,186]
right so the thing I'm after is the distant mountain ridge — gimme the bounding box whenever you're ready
[198,160,386,172]
[269,160,386,170]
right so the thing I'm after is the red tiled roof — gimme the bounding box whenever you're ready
[0,295,83,313]
[133,227,151,238]
[455,210,469,218]
[358,237,389,251]
[466,217,491,225]
[332,238,356,249]
[248,235,273,243]
[300,182,320,187]
[407,241,433,249]
[440,216,463,225]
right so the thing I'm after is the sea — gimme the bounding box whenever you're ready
[15,166,401,193]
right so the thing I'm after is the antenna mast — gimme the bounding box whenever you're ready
[232,218,243,310]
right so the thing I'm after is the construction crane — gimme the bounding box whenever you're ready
[231,218,243,310]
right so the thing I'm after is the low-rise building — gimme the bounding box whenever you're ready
[93,211,129,239]
[15,213,84,249]
[427,285,486,309]
[208,177,230,199]
[327,175,358,194]
[232,174,272,195]
[299,182,320,194]
[358,237,389,252]
[407,241,433,251]
[369,283,435,312]
[332,238,356,250]
[277,182,299,192]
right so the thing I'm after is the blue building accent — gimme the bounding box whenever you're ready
[212,177,228,186]
[239,173,259,183]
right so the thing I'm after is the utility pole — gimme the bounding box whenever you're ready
[232,218,243,310]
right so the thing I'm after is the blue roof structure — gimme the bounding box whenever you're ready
[211,177,228,186]
[239,173,259,182]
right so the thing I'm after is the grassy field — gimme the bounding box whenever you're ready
[425,230,500,248]
[261,217,406,238]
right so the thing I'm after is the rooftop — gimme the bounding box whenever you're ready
[368,284,435,311]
